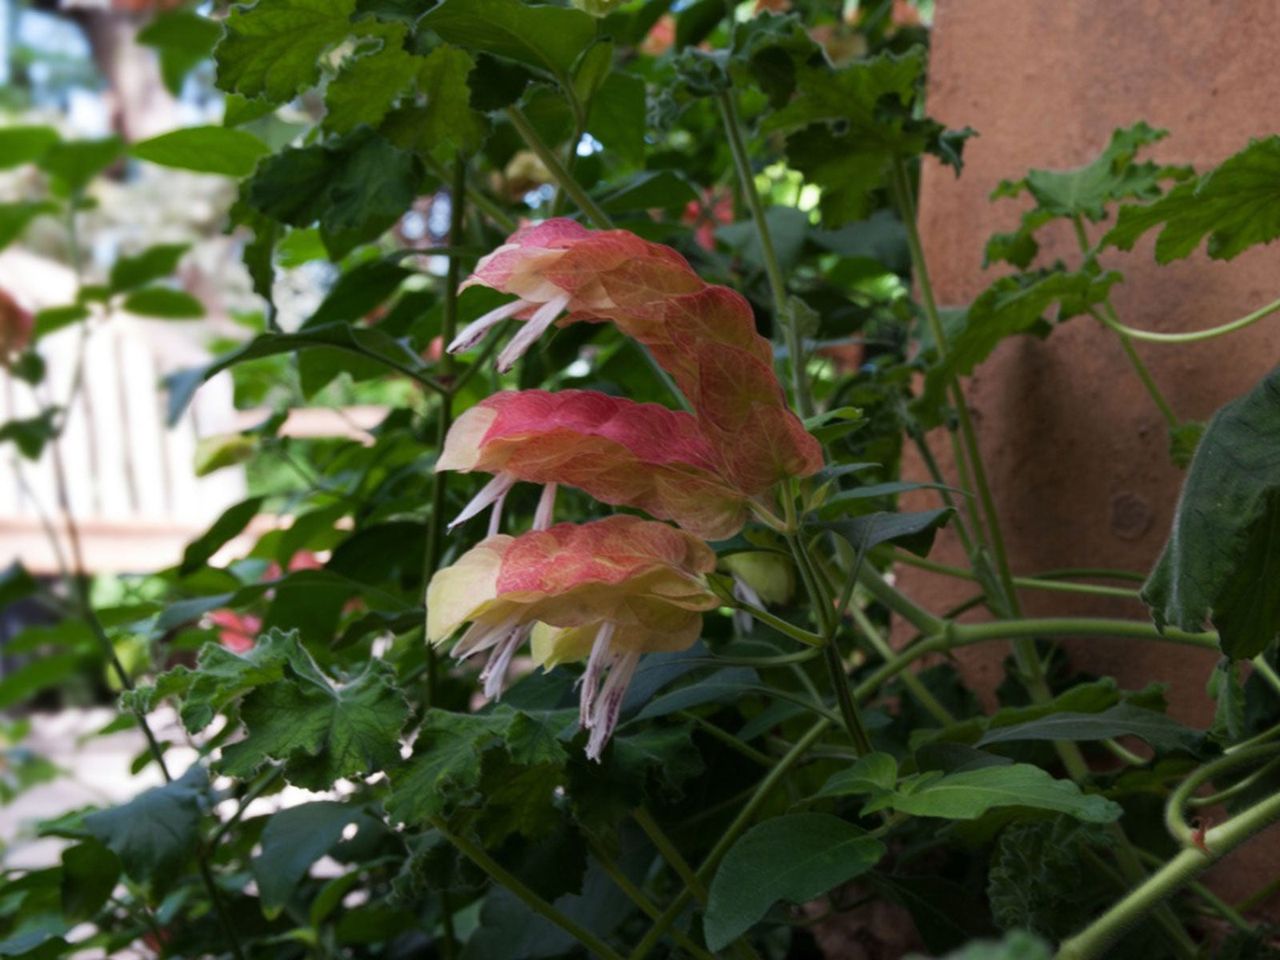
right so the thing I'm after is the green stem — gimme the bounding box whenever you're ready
[1164,744,1280,847]
[629,719,832,960]
[1057,789,1280,960]
[1093,293,1280,344]
[586,837,717,960]
[951,617,1218,650]
[822,642,872,755]
[680,713,775,767]
[848,604,954,724]
[732,597,825,647]
[1112,314,1179,427]
[1131,849,1251,932]
[856,565,945,636]
[431,817,626,960]
[506,105,612,230]
[886,550,1142,599]
[716,89,810,417]
[633,808,710,905]
[422,155,467,712]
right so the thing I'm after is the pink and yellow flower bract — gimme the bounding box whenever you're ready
[426,516,717,732]
[438,389,752,539]
[451,219,702,371]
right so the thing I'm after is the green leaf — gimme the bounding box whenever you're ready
[917,268,1121,425]
[137,11,222,95]
[216,0,357,103]
[127,629,300,731]
[1143,365,1280,658]
[630,667,758,721]
[1169,419,1205,469]
[181,496,265,573]
[419,0,596,79]
[381,45,489,161]
[386,707,567,825]
[324,24,419,134]
[109,244,189,293]
[37,138,123,194]
[0,410,60,460]
[60,841,120,923]
[83,766,207,886]
[219,651,409,789]
[586,72,646,166]
[987,818,1111,942]
[879,764,1122,823]
[121,287,204,319]
[130,126,269,176]
[815,751,899,798]
[0,561,37,609]
[819,508,954,558]
[252,801,367,916]
[245,129,422,258]
[1208,659,1246,743]
[600,170,698,213]
[0,651,84,710]
[0,126,60,169]
[166,321,430,423]
[0,201,58,250]
[1104,137,1280,262]
[976,702,1203,753]
[993,122,1192,222]
[704,813,884,950]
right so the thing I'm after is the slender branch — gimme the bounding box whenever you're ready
[1057,788,1280,960]
[423,155,468,713]
[716,90,810,417]
[506,106,612,229]
[1093,293,1280,344]
[886,549,1142,599]
[431,817,626,960]
[633,808,710,905]
[586,837,716,960]
[848,603,954,725]
[629,719,833,960]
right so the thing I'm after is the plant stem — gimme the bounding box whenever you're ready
[848,603,954,724]
[1130,849,1251,932]
[633,807,710,904]
[822,642,872,755]
[951,617,1218,650]
[1164,744,1280,847]
[731,597,825,647]
[716,90,810,417]
[856,566,945,636]
[629,719,833,960]
[586,837,717,960]
[431,817,626,960]
[1093,293,1280,344]
[886,550,1142,599]
[1057,789,1280,960]
[506,105,612,230]
[422,155,467,712]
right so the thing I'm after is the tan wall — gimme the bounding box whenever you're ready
[903,0,1280,907]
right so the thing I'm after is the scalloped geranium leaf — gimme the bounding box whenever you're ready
[1103,136,1280,262]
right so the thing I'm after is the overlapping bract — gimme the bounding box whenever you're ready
[438,389,750,539]
[429,220,823,758]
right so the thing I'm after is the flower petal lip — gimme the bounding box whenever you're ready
[438,390,753,539]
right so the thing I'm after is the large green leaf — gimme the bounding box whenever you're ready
[109,244,189,293]
[1103,136,1280,262]
[121,287,205,319]
[419,0,596,79]
[216,0,357,103]
[0,126,59,169]
[0,201,58,250]
[59,841,121,923]
[252,801,370,916]
[818,507,954,558]
[83,766,207,886]
[137,10,222,95]
[386,707,568,825]
[245,130,422,257]
[380,45,489,161]
[181,496,265,573]
[37,138,123,194]
[874,764,1122,823]
[917,268,1121,426]
[219,649,410,789]
[323,24,419,134]
[993,123,1192,223]
[704,813,884,950]
[976,702,1202,753]
[130,126,269,176]
[165,321,431,423]
[1143,366,1280,658]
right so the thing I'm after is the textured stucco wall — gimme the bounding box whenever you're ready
[902,0,1280,906]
